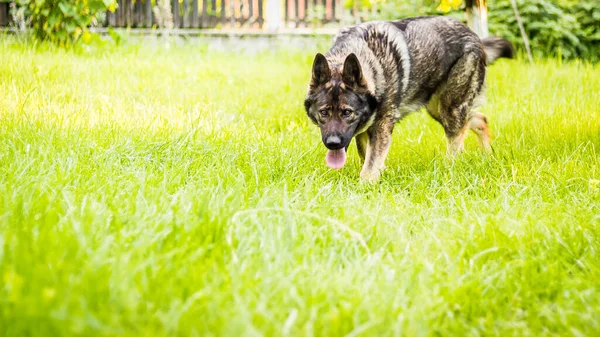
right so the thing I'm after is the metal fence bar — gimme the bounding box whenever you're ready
[303,0,307,26]
[123,1,127,27]
[131,0,136,26]
[331,0,335,22]
[221,0,226,26]
[119,0,124,27]
[107,10,116,27]
[210,0,217,27]
[202,0,208,28]
[183,0,190,27]
[294,0,299,26]
[257,0,263,28]
[125,0,132,27]
[135,0,143,27]
[0,3,8,27]
[171,0,178,27]
[229,0,234,27]
[191,0,198,27]
[145,0,153,27]
[115,2,122,26]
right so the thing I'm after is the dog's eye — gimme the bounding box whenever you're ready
[341,109,353,118]
[319,109,329,117]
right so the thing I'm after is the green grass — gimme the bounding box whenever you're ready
[1,38,599,337]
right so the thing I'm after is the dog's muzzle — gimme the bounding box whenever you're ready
[323,134,351,150]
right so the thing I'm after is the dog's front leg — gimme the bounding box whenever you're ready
[360,117,394,183]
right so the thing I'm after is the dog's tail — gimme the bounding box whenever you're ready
[482,37,514,65]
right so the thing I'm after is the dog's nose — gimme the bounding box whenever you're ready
[325,135,343,149]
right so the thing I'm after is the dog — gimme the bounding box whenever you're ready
[303,16,513,182]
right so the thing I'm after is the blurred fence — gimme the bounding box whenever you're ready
[106,0,264,29]
[0,0,347,29]
[0,2,9,27]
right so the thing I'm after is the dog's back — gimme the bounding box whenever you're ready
[329,16,510,117]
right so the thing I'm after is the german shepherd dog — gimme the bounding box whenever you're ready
[303,16,513,182]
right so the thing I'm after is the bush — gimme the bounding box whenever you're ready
[489,0,599,61]
[15,0,116,46]
[570,1,600,61]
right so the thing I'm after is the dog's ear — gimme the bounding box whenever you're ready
[311,53,331,86]
[342,53,365,88]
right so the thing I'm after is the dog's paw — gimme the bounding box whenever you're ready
[360,169,381,184]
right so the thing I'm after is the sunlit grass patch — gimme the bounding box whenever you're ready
[1,38,599,336]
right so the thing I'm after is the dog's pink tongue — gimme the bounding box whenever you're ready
[325,148,347,170]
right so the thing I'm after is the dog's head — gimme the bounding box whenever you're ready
[304,53,377,169]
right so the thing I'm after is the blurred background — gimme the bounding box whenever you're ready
[0,0,598,61]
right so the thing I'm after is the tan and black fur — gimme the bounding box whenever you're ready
[304,16,513,182]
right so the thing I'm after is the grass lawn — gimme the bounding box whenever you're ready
[1,37,599,337]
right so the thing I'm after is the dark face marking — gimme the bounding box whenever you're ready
[304,53,378,150]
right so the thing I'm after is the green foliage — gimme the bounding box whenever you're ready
[343,0,448,21]
[489,0,600,61]
[570,1,600,61]
[16,0,117,46]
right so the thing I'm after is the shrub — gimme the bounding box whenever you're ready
[570,1,600,61]
[15,0,117,46]
[488,0,599,61]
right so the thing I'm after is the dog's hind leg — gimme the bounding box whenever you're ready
[448,122,471,155]
[428,93,473,155]
[468,112,492,152]
[438,51,487,156]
